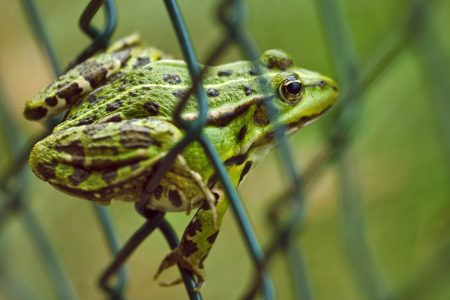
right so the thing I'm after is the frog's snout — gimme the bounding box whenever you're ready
[321,77,338,92]
[320,76,339,106]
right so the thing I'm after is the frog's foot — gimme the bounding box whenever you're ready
[154,247,206,292]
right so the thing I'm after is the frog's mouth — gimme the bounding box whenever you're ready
[242,104,333,154]
[286,105,332,131]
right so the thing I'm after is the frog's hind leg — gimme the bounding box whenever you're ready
[154,185,228,292]
[29,119,183,204]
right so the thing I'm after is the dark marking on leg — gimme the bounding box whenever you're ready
[106,99,123,112]
[181,239,199,257]
[238,161,253,185]
[119,123,161,148]
[102,169,118,184]
[237,125,247,142]
[223,154,248,166]
[45,96,58,107]
[111,48,133,65]
[154,185,163,200]
[83,123,108,136]
[129,91,138,97]
[24,106,47,121]
[68,167,91,186]
[163,74,181,84]
[111,147,119,156]
[145,66,153,71]
[76,60,109,88]
[213,193,220,201]
[57,82,83,101]
[142,86,151,91]
[143,101,159,116]
[249,70,258,75]
[37,160,58,180]
[133,57,150,69]
[207,89,219,97]
[244,85,253,96]
[218,70,232,77]
[168,190,183,207]
[118,84,126,92]
[207,173,218,189]
[185,217,203,237]
[206,230,220,244]
[55,140,85,164]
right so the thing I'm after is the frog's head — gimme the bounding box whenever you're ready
[264,49,337,129]
[240,50,338,152]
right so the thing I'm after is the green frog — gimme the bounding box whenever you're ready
[23,35,338,291]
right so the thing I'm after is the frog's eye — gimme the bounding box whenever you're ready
[279,75,304,105]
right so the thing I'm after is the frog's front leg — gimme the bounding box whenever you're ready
[154,184,229,291]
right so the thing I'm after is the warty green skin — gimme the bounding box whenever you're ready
[25,45,338,290]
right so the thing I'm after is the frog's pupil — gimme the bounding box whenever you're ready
[287,81,302,94]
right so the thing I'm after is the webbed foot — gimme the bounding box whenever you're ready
[154,247,206,292]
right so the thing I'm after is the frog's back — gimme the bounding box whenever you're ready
[54,59,273,132]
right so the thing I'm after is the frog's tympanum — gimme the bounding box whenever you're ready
[24,35,338,291]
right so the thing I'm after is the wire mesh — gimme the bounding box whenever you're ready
[0,0,448,299]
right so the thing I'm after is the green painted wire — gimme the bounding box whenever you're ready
[94,204,128,299]
[163,0,275,298]
[219,1,314,299]
[74,0,131,297]
[75,0,117,65]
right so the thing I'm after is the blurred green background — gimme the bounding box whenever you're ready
[0,0,450,299]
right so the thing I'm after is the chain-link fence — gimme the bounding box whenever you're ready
[0,0,449,299]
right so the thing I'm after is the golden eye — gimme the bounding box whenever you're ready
[279,75,304,105]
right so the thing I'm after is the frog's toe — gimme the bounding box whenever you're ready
[155,246,206,292]
[154,247,181,282]
[193,279,205,292]
[158,277,183,287]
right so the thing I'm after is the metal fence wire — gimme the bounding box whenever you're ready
[0,0,448,299]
